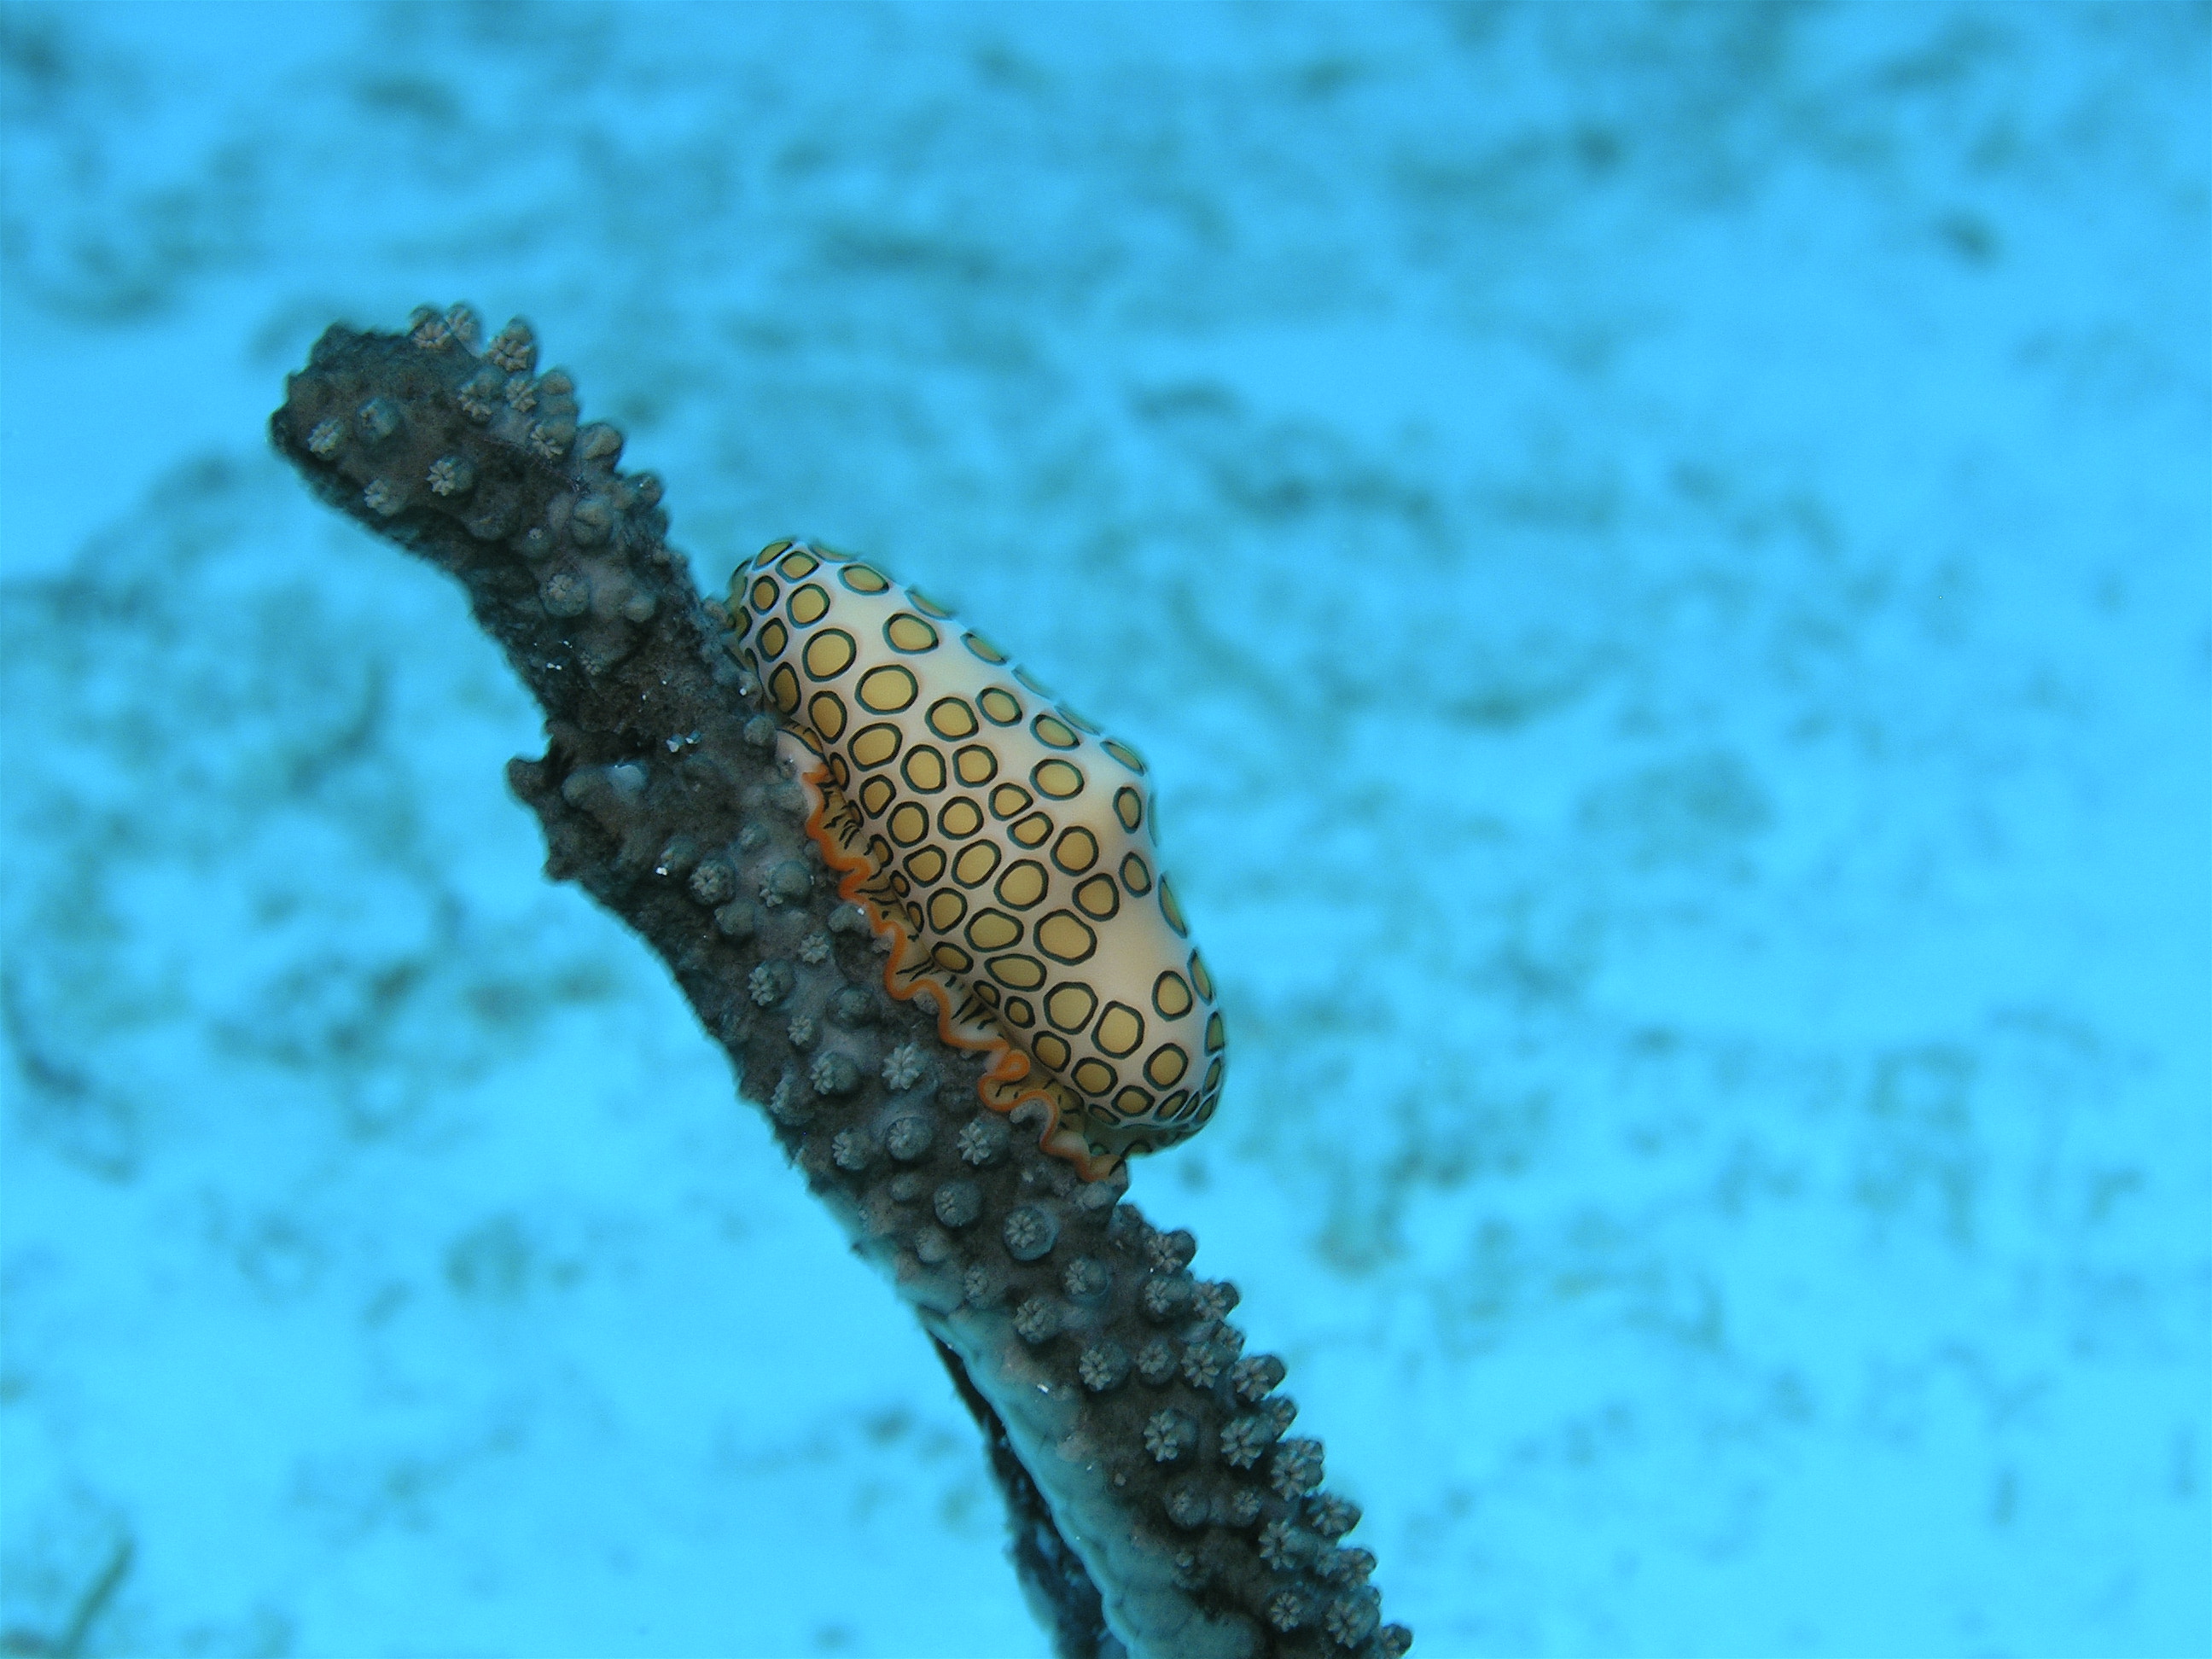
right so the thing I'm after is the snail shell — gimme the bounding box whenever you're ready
[731,540,1225,1179]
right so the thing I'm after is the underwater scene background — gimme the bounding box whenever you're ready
[2,3,2205,1655]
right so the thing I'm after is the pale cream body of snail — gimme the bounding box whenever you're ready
[731,541,1225,1179]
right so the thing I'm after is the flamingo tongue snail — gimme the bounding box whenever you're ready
[731,539,1225,1180]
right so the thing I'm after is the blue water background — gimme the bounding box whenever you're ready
[2,3,2206,1655]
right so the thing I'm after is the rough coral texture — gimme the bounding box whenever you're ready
[270,307,1410,1659]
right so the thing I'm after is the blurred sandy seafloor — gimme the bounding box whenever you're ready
[0,1,2205,1654]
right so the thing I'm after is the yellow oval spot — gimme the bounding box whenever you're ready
[1205,1012,1225,1053]
[777,550,820,579]
[1032,714,1079,749]
[1158,876,1188,937]
[1120,852,1151,894]
[977,686,1022,724]
[1114,1086,1153,1118]
[828,754,849,789]
[967,910,1023,952]
[953,841,1001,887]
[1202,1057,1223,1093]
[1015,666,1054,698]
[1045,982,1097,1033]
[1010,812,1053,847]
[885,613,940,654]
[1153,971,1192,1019]
[1036,911,1097,964]
[769,664,799,714]
[1146,1045,1189,1088]
[902,746,946,794]
[964,632,1009,666]
[1074,875,1120,920]
[750,577,778,612]
[857,663,918,713]
[731,608,753,643]
[1062,706,1102,735]
[859,777,895,817]
[1115,785,1143,833]
[954,744,998,786]
[1032,760,1084,800]
[1002,994,1035,1026]
[905,847,946,884]
[1033,1033,1072,1073]
[1070,1057,1115,1096]
[755,540,794,567]
[909,588,954,619]
[1094,1002,1144,1057]
[789,583,830,626]
[756,619,789,660]
[808,692,847,742]
[840,563,890,594]
[1157,1089,1190,1122]
[888,803,929,845]
[1189,950,1214,1001]
[938,798,983,839]
[990,783,1032,819]
[987,953,1045,991]
[850,723,902,770]
[933,942,972,975]
[1103,738,1146,774]
[928,890,967,932]
[1052,827,1098,874]
[804,628,856,681]
[928,697,978,740]
[995,859,1047,910]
